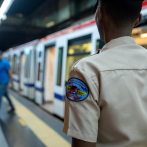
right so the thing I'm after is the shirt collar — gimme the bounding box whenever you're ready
[101,36,137,52]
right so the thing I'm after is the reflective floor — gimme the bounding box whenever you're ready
[0,89,71,147]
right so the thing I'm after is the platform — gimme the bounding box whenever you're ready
[0,89,71,147]
[0,127,9,147]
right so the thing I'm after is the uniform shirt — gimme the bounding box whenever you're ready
[0,59,11,84]
[63,36,147,147]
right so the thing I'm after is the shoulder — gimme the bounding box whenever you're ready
[70,53,105,78]
[3,59,8,62]
[3,59,11,68]
[70,44,147,77]
[3,59,9,64]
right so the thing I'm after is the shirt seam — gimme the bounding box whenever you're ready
[90,69,147,79]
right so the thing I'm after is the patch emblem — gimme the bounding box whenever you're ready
[66,78,89,102]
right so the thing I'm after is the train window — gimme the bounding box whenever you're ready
[8,56,11,62]
[68,42,91,55]
[25,51,31,78]
[38,63,41,81]
[16,58,19,76]
[39,52,41,58]
[65,35,92,84]
[12,55,20,75]
[9,56,12,67]
[56,47,63,86]
[142,44,147,49]
[96,39,105,53]
[12,55,17,74]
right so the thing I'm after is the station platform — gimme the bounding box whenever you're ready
[0,89,71,147]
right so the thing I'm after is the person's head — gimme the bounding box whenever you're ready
[0,50,3,61]
[95,0,143,42]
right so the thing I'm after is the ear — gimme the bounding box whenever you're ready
[95,6,103,26]
[134,13,142,27]
[98,7,103,22]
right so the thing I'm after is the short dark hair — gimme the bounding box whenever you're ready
[98,0,143,25]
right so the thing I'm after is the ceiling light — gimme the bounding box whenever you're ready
[0,0,14,20]
[46,21,55,28]
[2,14,7,20]
[140,33,147,38]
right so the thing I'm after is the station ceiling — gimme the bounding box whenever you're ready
[1,0,146,51]
[0,0,96,51]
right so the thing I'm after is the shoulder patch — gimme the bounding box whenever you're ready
[66,78,89,102]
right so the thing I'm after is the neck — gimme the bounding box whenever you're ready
[104,24,132,43]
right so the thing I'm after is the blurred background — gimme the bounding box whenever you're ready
[0,0,97,50]
[1,0,147,147]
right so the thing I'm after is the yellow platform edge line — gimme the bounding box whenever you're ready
[10,94,70,147]
[18,118,26,126]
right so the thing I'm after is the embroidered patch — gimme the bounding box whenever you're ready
[66,78,89,102]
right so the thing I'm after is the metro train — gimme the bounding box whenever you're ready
[3,15,147,118]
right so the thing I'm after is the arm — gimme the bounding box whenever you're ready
[63,67,100,144]
[8,70,14,87]
[72,138,96,147]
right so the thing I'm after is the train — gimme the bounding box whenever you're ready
[3,9,147,118]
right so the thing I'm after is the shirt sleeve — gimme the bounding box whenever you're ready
[5,60,11,70]
[63,67,100,143]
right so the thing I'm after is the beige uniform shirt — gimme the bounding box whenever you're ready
[63,36,147,147]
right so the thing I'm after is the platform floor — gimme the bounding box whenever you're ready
[0,127,9,147]
[0,89,71,147]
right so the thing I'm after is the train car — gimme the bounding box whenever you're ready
[3,40,38,100]
[3,18,104,118]
[34,19,105,118]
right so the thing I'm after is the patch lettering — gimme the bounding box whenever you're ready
[66,78,89,102]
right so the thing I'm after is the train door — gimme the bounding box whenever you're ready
[19,52,26,94]
[54,37,67,118]
[23,47,35,100]
[54,34,92,118]
[65,34,92,84]
[12,54,20,91]
[23,49,31,97]
[35,43,44,105]
[44,46,56,102]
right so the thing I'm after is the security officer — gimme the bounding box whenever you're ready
[63,0,147,147]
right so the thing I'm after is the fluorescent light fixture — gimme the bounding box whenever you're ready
[46,21,55,28]
[141,33,147,38]
[2,14,7,20]
[0,0,14,20]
